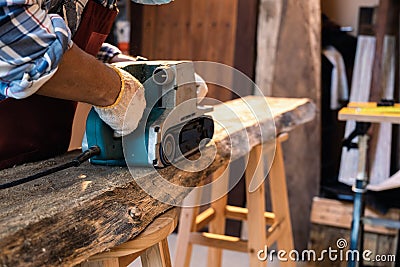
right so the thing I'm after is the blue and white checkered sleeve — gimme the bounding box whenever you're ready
[97,43,122,63]
[0,1,72,99]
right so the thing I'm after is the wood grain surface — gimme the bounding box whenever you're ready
[0,96,315,267]
[255,0,321,250]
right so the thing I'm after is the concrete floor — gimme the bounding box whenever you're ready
[128,233,309,267]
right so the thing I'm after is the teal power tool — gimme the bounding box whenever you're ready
[85,61,214,167]
[0,61,213,189]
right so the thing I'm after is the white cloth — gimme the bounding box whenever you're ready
[323,46,349,110]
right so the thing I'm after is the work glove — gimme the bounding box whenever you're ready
[94,65,146,137]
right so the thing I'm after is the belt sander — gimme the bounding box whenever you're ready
[0,61,214,189]
[84,61,214,167]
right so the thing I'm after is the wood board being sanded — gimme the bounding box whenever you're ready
[0,96,315,267]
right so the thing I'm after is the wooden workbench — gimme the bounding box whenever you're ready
[0,96,315,267]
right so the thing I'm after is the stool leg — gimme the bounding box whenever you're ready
[159,239,172,267]
[246,145,267,267]
[207,167,230,267]
[141,239,170,267]
[80,259,119,267]
[174,190,202,267]
[268,135,295,267]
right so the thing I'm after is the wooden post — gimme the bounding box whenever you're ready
[255,0,321,250]
[268,134,295,266]
[245,145,267,267]
[174,195,201,267]
[207,167,230,267]
[140,243,167,267]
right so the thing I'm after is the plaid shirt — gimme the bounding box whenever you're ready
[0,0,120,99]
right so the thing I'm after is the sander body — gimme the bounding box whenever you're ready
[85,61,214,167]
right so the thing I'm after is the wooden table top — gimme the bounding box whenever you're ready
[0,96,315,267]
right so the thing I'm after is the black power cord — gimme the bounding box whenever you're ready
[0,146,101,190]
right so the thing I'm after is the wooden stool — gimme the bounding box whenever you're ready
[81,208,178,267]
[174,134,295,267]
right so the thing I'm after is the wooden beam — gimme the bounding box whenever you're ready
[189,233,248,253]
[224,205,275,225]
[195,208,216,231]
[255,0,321,250]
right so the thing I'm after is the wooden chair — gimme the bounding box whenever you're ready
[174,134,295,267]
[81,208,178,267]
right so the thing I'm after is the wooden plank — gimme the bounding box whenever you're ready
[391,1,400,174]
[140,0,239,102]
[158,238,172,267]
[255,0,283,96]
[129,3,144,56]
[188,1,210,61]
[0,96,315,267]
[189,232,248,253]
[224,205,275,225]
[81,259,119,267]
[195,208,215,232]
[140,243,163,267]
[207,168,229,267]
[255,0,321,250]
[367,1,397,190]
[267,136,295,266]
[245,145,266,267]
[173,198,200,267]
[141,5,157,58]
[310,197,400,235]
[370,0,391,102]
[339,35,396,186]
[234,0,259,84]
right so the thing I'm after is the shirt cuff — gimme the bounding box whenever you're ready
[97,43,122,63]
[4,69,58,99]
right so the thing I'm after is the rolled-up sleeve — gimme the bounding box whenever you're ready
[0,1,72,99]
[97,43,121,63]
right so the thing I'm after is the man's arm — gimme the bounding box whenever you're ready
[38,43,146,136]
[37,44,120,107]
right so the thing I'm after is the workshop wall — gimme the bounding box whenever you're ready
[256,0,321,251]
[130,0,259,102]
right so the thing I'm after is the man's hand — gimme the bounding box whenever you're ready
[94,66,146,137]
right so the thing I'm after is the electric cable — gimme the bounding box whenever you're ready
[0,146,101,190]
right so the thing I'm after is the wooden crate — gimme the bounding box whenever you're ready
[308,197,399,267]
